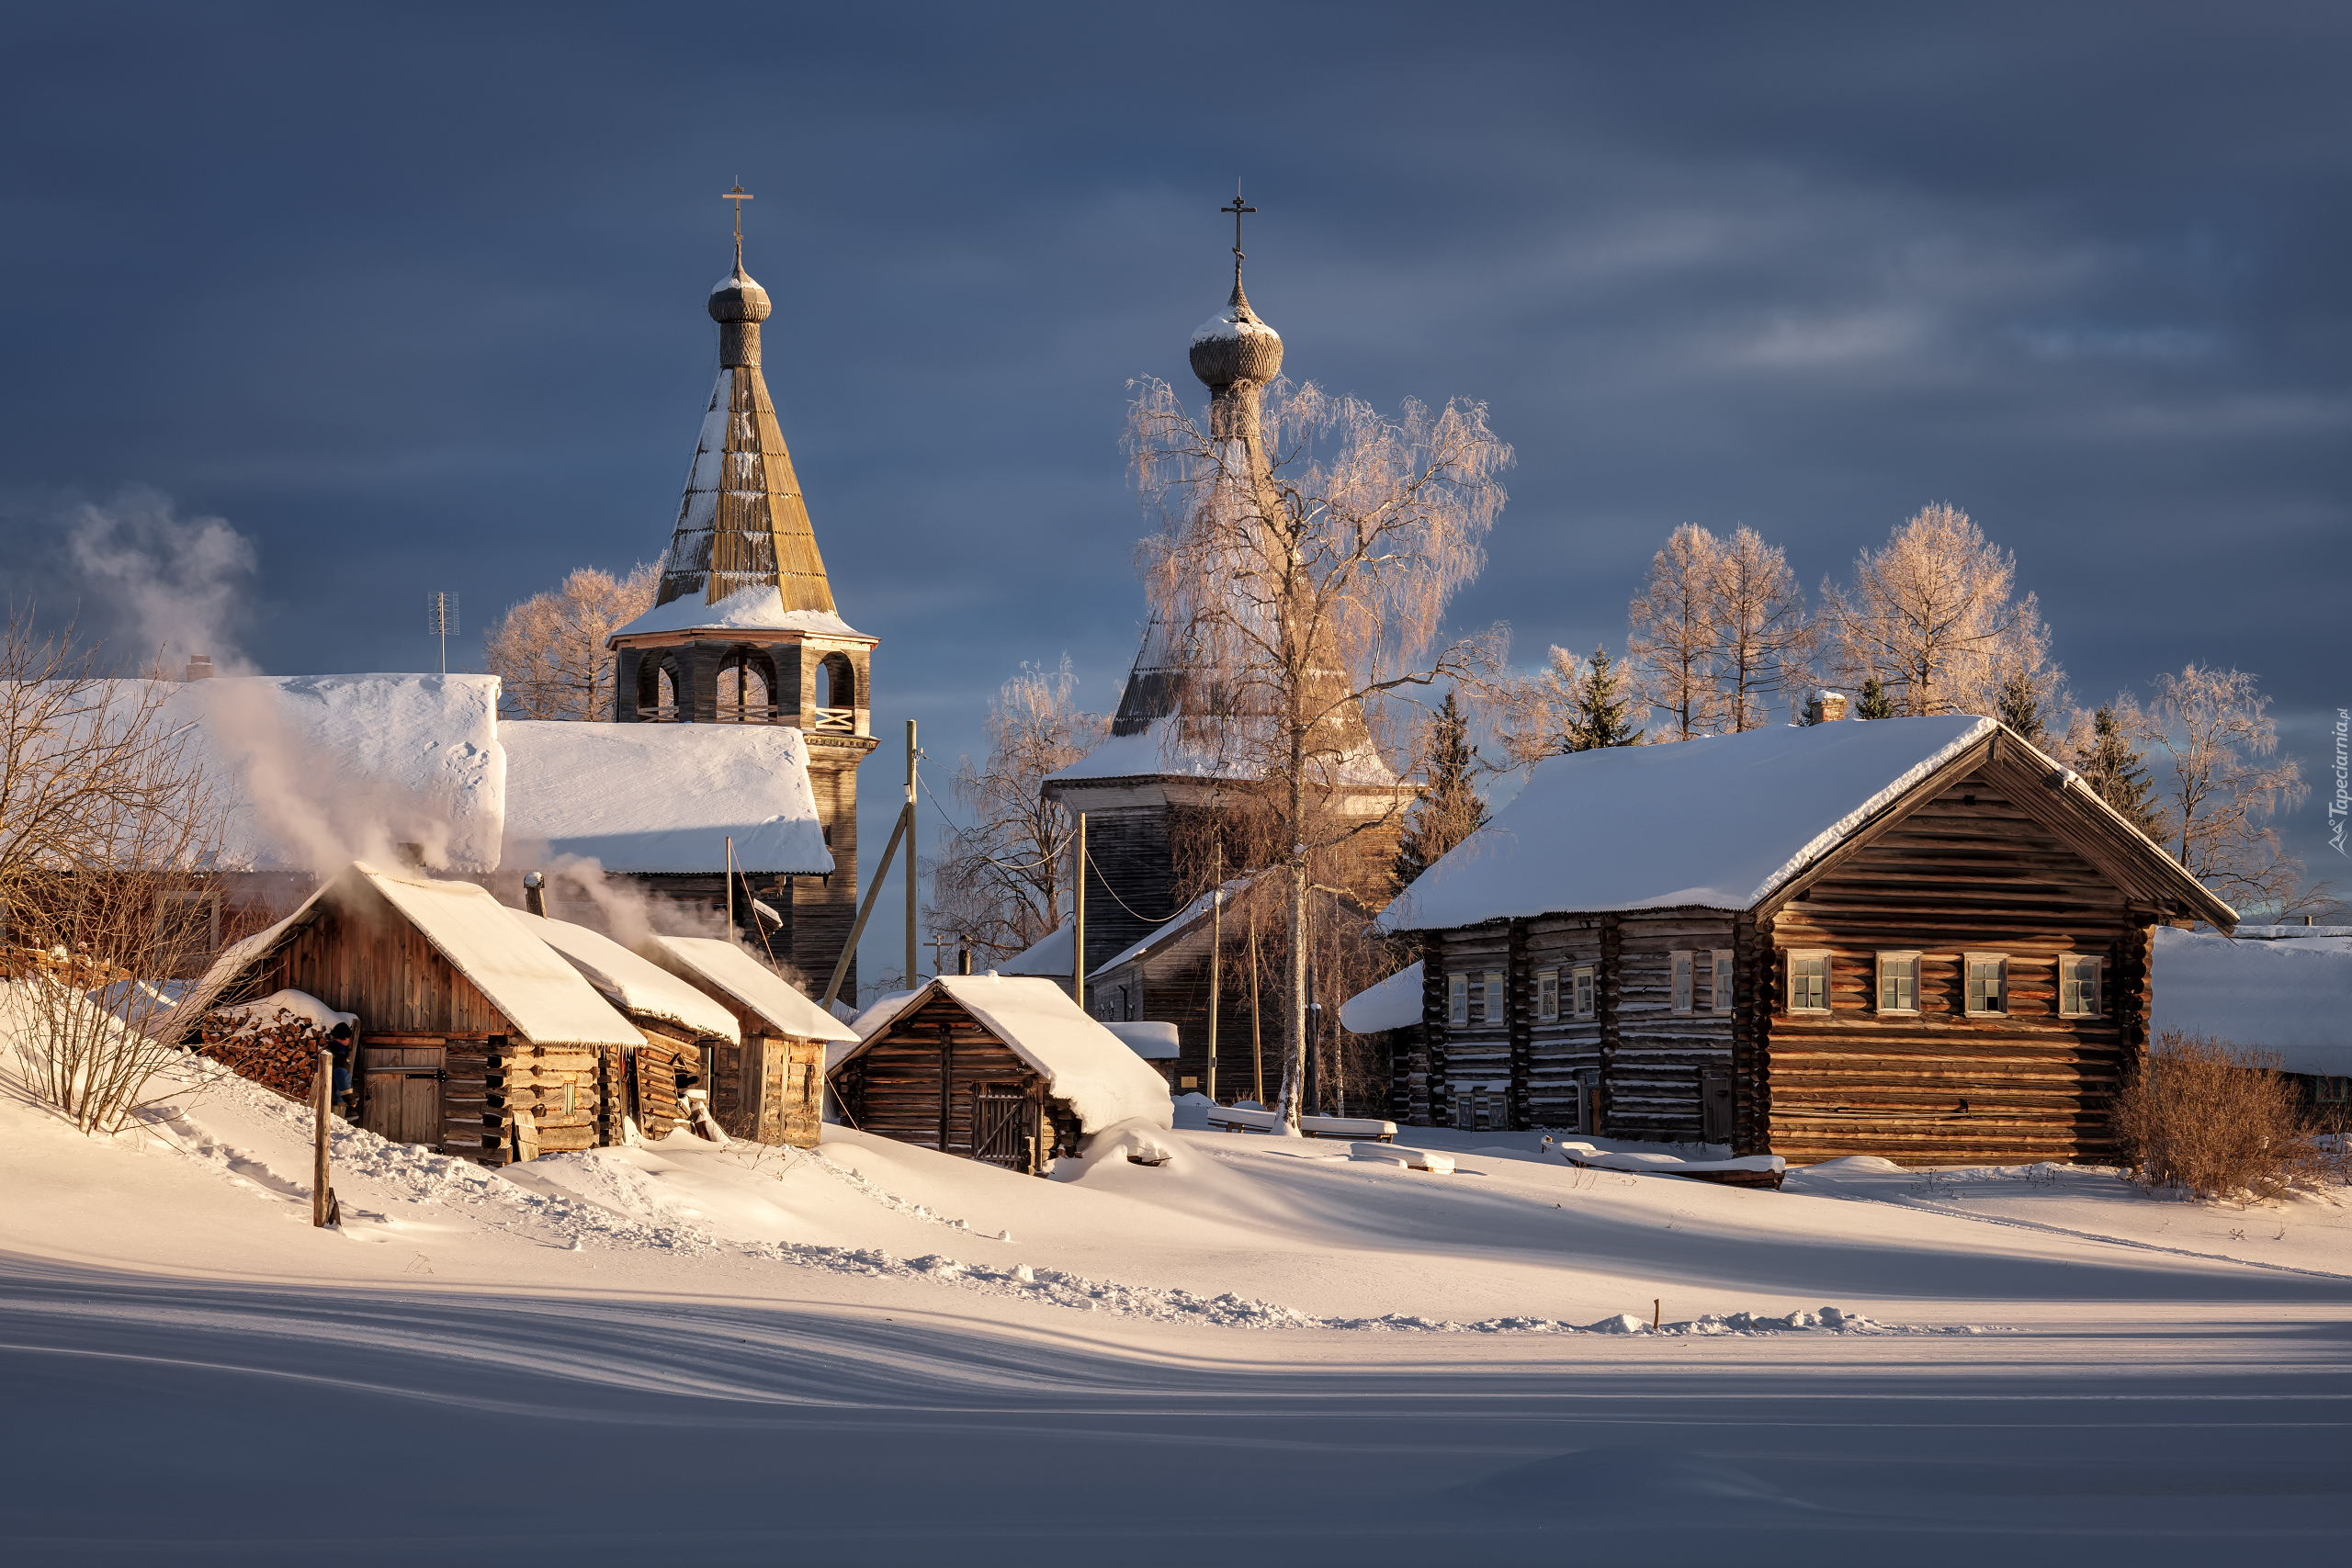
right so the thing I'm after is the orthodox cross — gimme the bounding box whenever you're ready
[723,182,753,264]
[1221,185,1256,263]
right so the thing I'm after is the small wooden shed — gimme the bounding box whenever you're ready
[638,934,859,1146]
[179,862,645,1165]
[831,975,1173,1172]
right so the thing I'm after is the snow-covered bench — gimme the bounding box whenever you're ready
[1349,1142,1453,1174]
[1204,1104,1397,1142]
[1544,1137,1787,1190]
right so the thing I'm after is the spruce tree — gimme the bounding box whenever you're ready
[1393,691,1487,891]
[1566,648,1645,751]
[1996,670,2045,745]
[2075,704,2162,836]
[1857,676,1894,720]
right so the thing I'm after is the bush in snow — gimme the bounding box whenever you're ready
[2111,1031,2323,1202]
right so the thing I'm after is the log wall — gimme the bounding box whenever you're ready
[831,994,1070,1164]
[1761,765,2154,1165]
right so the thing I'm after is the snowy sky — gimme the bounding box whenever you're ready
[4,2,2348,964]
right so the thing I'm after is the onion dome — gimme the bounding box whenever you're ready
[1189,275,1283,389]
[707,259,772,324]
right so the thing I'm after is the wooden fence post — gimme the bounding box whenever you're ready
[313,1047,334,1227]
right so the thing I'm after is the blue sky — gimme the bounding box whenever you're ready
[5,2,2347,964]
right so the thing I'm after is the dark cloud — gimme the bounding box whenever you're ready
[5,1,2347,940]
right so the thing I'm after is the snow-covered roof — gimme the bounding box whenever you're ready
[1103,1020,1181,1060]
[1340,962,1424,1034]
[609,583,862,642]
[1191,303,1282,347]
[998,923,1074,978]
[140,674,504,874]
[637,933,858,1043]
[1383,717,2007,931]
[2233,925,2352,943]
[511,911,740,1042]
[500,720,831,874]
[178,862,640,1047]
[1090,882,1241,976]
[2154,925,2352,1077]
[842,974,1171,1134]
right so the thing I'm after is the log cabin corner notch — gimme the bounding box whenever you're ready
[1376,716,2234,1165]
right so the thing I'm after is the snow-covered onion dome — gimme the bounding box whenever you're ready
[708,260,772,368]
[708,260,773,324]
[1189,276,1283,390]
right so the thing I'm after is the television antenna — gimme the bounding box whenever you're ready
[425,591,459,675]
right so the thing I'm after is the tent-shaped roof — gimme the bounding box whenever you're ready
[176,862,641,1047]
[2154,925,2352,1077]
[998,922,1074,978]
[840,974,1171,1134]
[500,720,832,874]
[1380,716,2235,932]
[637,933,857,1043]
[509,911,741,1042]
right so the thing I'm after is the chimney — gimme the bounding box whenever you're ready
[1808,691,1849,725]
[184,654,215,682]
[958,945,973,976]
[523,871,548,918]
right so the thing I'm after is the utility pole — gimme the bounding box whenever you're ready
[425,591,458,677]
[905,720,919,990]
[1072,813,1087,1012]
[1207,841,1220,1104]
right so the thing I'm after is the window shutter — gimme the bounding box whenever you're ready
[1712,949,1734,1013]
[1672,952,1693,1013]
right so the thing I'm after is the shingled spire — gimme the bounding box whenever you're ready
[650,231,839,618]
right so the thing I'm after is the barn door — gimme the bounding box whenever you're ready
[1701,1068,1734,1144]
[969,1085,1032,1171]
[362,1043,445,1147]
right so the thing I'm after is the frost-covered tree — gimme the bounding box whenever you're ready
[1627,524,1722,741]
[923,658,1106,965]
[1820,505,2052,718]
[482,563,658,721]
[1129,375,1510,1131]
[2143,664,2312,915]
[1708,525,1812,731]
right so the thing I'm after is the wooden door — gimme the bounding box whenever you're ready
[970,1085,1034,1171]
[362,1043,445,1147]
[1701,1068,1734,1144]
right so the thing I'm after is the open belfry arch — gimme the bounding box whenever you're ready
[608,187,876,995]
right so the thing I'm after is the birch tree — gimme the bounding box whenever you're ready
[1627,524,1722,741]
[1128,377,1510,1132]
[2143,664,2313,914]
[924,658,1106,964]
[482,563,658,720]
[1819,504,2052,717]
[1708,526,1811,730]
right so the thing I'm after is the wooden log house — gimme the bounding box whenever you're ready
[514,911,743,1142]
[638,932,860,1146]
[1377,714,2236,1165]
[177,862,646,1165]
[831,975,1174,1172]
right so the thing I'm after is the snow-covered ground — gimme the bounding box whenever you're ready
[7,1055,2352,1563]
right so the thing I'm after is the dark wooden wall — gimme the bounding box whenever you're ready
[831,994,1073,1162]
[1761,765,2154,1165]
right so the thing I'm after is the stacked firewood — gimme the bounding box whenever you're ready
[0,944,134,988]
[195,1006,333,1103]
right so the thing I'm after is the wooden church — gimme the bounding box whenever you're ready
[597,221,880,995]
[1379,710,2235,1167]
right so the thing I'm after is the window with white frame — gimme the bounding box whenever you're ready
[1479,970,1504,1025]
[1674,950,1727,1015]
[1536,968,1559,1022]
[1787,953,1829,1012]
[1571,964,1595,1020]
[2058,953,2105,1018]
[1712,948,1734,1013]
[1449,974,1467,1026]
[1877,952,1920,1014]
[1672,951,1695,1013]
[1964,953,2007,1016]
